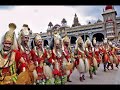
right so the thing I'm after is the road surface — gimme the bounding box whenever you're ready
[66,63,120,85]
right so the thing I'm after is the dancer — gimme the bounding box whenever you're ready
[93,37,101,68]
[30,34,53,84]
[17,24,36,84]
[107,41,120,70]
[48,33,66,84]
[0,23,26,84]
[102,38,110,72]
[62,34,74,82]
[74,36,89,81]
[84,37,98,79]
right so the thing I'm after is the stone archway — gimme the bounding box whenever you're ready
[93,33,104,42]
[70,36,77,44]
[44,40,48,47]
[81,35,89,42]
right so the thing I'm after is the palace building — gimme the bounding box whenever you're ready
[31,5,120,47]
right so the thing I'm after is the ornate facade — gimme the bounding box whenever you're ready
[31,5,120,47]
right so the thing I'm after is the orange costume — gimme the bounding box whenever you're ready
[101,46,110,63]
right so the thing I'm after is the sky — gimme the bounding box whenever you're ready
[0,5,119,42]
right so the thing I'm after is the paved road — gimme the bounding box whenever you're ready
[66,63,120,85]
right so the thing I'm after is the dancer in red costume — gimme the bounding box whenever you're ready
[74,36,89,82]
[48,32,67,84]
[62,34,74,82]
[84,37,98,79]
[107,41,120,70]
[30,34,53,84]
[0,23,26,84]
[17,24,36,84]
[93,37,101,68]
[101,38,110,72]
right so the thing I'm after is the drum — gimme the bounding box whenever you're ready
[66,62,74,70]
[16,70,32,84]
[77,58,85,73]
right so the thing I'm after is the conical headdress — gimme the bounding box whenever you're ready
[62,33,71,50]
[75,36,84,50]
[21,24,30,36]
[84,37,93,48]
[4,23,16,43]
[18,24,30,50]
[62,35,70,43]
[76,36,83,44]
[3,23,18,50]
[34,33,42,43]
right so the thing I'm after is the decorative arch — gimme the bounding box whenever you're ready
[70,36,77,44]
[92,33,104,42]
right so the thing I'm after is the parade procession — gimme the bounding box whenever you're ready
[0,5,120,85]
[0,22,120,85]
